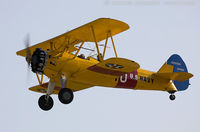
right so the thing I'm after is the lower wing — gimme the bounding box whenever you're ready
[29,80,93,94]
[71,58,140,87]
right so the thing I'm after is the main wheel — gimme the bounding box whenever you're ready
[169,94,176,101]
[38,95,54,111]
[58,88,74,104]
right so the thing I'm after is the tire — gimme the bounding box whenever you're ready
[38,95,54,111]
[169,94,176,101]
[58,88,74,104]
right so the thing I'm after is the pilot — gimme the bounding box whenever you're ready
[78,54,85,59]
[97,53,102,61]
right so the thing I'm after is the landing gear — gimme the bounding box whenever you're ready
[169,94,176,101]
[168,91,176,101]
[58,88,74,104]
[37,76,74,111]
[38,95,54,111]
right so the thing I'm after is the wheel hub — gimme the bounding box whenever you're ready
[58,88,74,104]
[63,92,71,100]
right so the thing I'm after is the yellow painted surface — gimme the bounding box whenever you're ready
[16,18,193,94]
[93,57,139,73]
[135,69,177,91]
[31,51,178,92]
[29,85,59,94]
[29,79,93,94]
[16,18,129,57]
[153,72,193,81]
[22,49,181,93]
[157,62,174,73]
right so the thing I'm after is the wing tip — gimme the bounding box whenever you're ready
[16,49,26,57]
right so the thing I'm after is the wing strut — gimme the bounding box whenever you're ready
[91,26,102,62]
[73,41,85,58]
[72,24,119,61]
[102,31,109,60]
[102,31,118,59]
[110,31,118,58]
[36,73,44,85]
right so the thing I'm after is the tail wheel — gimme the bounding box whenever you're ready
[38,95,54,111]
[58,88,74,104]
[169,94,176,101]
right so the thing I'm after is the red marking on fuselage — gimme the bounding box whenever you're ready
[115,70,138,89]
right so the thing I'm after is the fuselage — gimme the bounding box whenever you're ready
[43,52,176,92]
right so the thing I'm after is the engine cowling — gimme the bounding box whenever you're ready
[31,48,47,74]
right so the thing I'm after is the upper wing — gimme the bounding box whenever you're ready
[16,18,130,57]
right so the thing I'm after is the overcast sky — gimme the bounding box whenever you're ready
[0,0,200,132]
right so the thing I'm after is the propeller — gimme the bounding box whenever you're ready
[24,34,31,67]
[23,34,32,84]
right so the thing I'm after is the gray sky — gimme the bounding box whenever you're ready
[0,0,200,132]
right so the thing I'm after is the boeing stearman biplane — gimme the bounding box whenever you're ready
[16,18,193,111]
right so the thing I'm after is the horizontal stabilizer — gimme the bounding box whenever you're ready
[153,72,193,81]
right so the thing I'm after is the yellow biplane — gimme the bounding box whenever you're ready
[16,18,193,111]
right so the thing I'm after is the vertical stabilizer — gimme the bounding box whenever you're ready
[166,54,190,91]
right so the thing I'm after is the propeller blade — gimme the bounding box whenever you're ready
[24,34,31,66]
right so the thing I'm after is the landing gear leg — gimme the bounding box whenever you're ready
[38,81,55,111]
